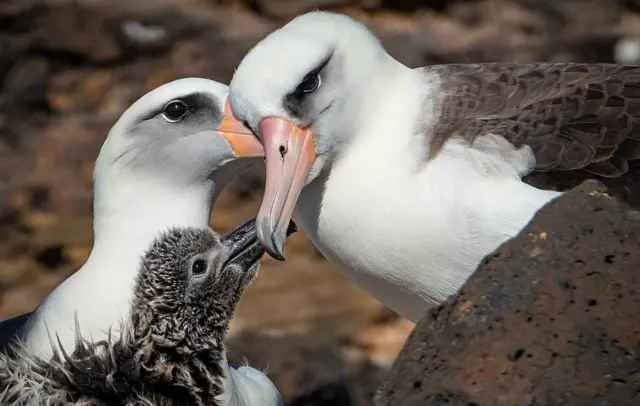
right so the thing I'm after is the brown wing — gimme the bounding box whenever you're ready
[424,63,640,177]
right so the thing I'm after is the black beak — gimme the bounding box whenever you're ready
[221,218,297,269]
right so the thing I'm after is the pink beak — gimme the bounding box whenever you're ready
[256,117,315,260]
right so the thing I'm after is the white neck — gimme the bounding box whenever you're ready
[23,172,217,359]
[91,174,216,266]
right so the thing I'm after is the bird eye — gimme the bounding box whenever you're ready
[191,259,208,275]
[162,100,188,122]
[298,72,321,94]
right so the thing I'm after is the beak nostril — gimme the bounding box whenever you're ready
[279,144,287,157]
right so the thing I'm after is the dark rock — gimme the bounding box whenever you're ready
[376,180,640,406]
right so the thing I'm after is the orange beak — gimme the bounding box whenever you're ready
[255,117,315,260]
[217,99,264,158]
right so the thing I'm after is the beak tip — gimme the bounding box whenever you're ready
[270,221,297,260]
[263,235,286,261]
[256,216,288,261]
[267,248,286,262]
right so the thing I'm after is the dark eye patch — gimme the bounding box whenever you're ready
[139,92,222,124]
[282,53,333,119]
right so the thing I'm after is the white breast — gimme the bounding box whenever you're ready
[298,149,560,322]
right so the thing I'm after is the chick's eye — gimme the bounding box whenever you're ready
[162,100,188,122]
[191,259,208,275]
[298,72,321,94]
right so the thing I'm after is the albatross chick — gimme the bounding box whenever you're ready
[0,219,296,405]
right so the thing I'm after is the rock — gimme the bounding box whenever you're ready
[376,180,640,406]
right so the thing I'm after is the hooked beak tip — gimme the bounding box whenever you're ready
[268,245,286,262]
[256,216,297,261]
[263,232,286,261]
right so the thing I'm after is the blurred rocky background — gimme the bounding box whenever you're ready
[1,0,640,404]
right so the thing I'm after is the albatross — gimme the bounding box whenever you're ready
[228,11,640,322]
[1,78,281,405]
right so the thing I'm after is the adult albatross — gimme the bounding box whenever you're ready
[1,78,283,405]
[228,11,640,322]
[0,78,285,405]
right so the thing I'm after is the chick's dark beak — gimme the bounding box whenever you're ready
[221,218,297,269]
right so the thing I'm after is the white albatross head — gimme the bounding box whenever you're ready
[229,11,393,259]
[94,78,263,227]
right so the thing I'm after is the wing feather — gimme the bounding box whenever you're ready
[423,63,640,177]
